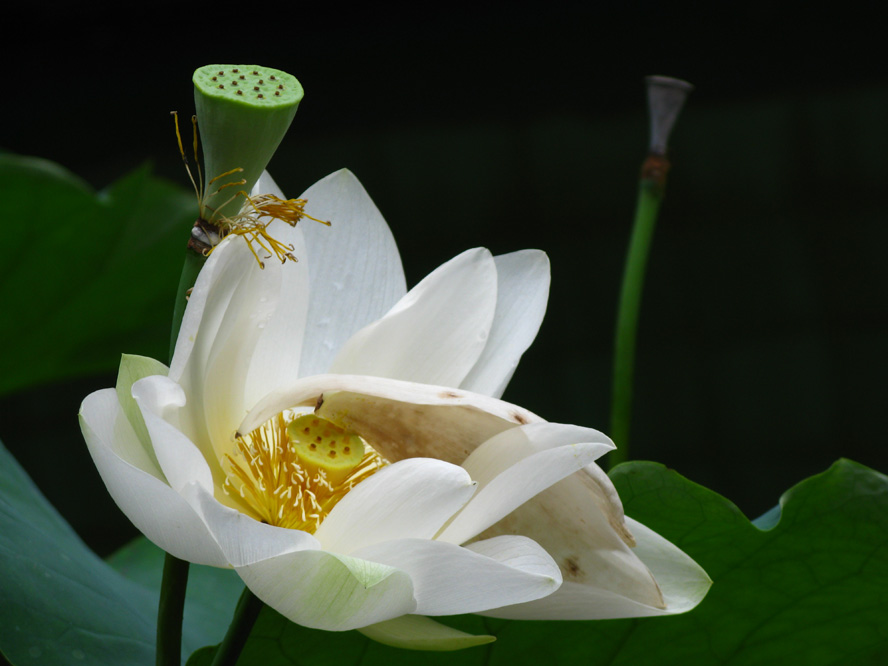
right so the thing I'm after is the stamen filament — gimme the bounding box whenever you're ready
[172,118,328,266]
[208,167,245,187]
[221,414,387,531]
[191,115,203,198]
[171,111,202,210]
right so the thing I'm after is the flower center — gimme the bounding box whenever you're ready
[222,413,388,531]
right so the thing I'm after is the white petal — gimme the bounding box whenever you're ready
[182,483,319,567]
[460,250,550,398]
[330,248,497,387]
[169,234,252,385]
[354,535,561,616]
[115,354,169,476]
[132,376,215,495]
[237,169,310,404]
[357,615,495,651]
[459,422,613,488]
[482,512,711,620]
[79,389,227,566]
[437,423,614,545]
[297,170,407,377]
[198,254,282,460]
[252,171,284,198]
[166,238,275,466]
[480,518,713,622]
[239,374,542,462]
[623,517,712,614]
[242,225,310,409]
[315,458,476,555]
[480,581,659,620]
[236,549,416,631]
[478,466,668,613]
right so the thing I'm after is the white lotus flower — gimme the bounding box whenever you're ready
[79,170,709,647]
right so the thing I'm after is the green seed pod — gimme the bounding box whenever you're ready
[287,414,366,486]
[193,65,303,221]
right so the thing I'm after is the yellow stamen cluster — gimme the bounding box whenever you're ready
[248,193,333,230]
[222,413,387,531]
[215,193,331,268]
[171,111,330,268]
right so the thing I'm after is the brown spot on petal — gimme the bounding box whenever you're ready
[564,556,582,578]
[314,394,325,412]
[511,411,530,425]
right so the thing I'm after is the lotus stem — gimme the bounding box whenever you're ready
[608,76,692,468]
[156,553,190,666]
[209,587,264,666]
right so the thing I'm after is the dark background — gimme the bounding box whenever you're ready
[2,4,886,555]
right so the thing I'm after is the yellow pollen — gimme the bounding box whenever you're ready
[222,414,387,531]
[211,193,332,268]
[171,112,326,266]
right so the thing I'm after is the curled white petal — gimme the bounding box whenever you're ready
[298,169,407,378]
[236,548,416,631]
[624,517,712,615]
[182,482,319,567]
[460,250,550,398]
[438,423,614,545]
[355,535,561,616]
[315,458,476,555]
[239,374,541,456]
[357,615,495,651]
[132,376,215,495]
[79,389,226,566]
[478,464,702,617]
[331,248,497,387]
[479,516,713,620]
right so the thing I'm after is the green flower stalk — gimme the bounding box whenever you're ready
[161,64,304,666]
[608,76,693,468]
